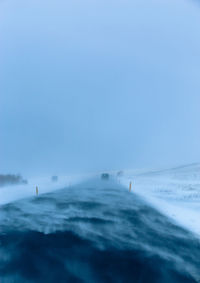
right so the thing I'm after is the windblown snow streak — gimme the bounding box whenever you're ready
[0,179,199,282]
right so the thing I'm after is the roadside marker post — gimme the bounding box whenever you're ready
[129,181,132,192]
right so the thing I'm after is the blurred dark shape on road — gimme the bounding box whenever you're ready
[51,176,58,182]
[101,173,110,180]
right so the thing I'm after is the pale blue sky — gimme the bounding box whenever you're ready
[0,0,200,176]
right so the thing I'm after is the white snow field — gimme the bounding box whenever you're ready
[120,163,200,238]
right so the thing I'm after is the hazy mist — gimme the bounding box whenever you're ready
[1,0,200,177]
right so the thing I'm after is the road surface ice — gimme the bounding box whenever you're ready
[0,178,200,282]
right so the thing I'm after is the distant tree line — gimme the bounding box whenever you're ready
[0,174,28,187]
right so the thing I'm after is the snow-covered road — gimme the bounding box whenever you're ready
[0,178,199,282]
[1,163,200,239]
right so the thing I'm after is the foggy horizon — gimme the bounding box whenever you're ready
[1,0,200,177]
